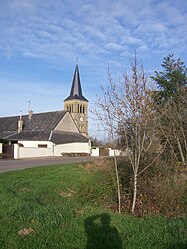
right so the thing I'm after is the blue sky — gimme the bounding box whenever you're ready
[0,0,187,138]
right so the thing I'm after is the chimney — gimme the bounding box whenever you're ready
[18,111,23,133]
[29,110,33,120]
[18,120,23,133]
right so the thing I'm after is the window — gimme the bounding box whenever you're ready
[38,144,47,148]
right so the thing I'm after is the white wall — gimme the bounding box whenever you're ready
[91,147,100,156]
[54,142,91,156]
[14,144,52,159]
[108,148,121,156]
[13,141,91,159]
[91,147,122,157]
[0,143,2,154]
[18,140,53,148]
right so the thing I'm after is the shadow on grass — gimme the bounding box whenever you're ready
[84,213,123,249]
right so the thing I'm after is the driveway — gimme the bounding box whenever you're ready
[0,156,95,173]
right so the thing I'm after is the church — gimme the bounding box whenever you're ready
[0,63,91,159]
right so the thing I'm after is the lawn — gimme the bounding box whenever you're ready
[0,162,186,249]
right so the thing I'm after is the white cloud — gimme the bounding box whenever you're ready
[0,0,186,65]
[104,42,124,51]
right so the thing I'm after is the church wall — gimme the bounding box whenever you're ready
[64,99,88,136]
[54,112,79,132]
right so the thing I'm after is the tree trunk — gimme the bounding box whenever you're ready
[114,150,121,213]
[132,172,137,213]
[177,139,185,164]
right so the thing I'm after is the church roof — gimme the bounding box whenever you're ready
[64,64,88,102]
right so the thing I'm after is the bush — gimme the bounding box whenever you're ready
[117,157,187,217]
[0,153,7,159]
[61,153,90,157]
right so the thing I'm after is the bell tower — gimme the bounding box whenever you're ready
[64,63,88,137]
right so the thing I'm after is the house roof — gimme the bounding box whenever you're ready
[51,130,89,144]
[0,111,66,140]
[23,110,67,132]
[64,64,88,102]
[7,130,51,141]
[0,110,89,144]
[0,111,66,131]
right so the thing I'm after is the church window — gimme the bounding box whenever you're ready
[80,105,82,113]
[83,105,85,113]
[72,104,73,112]
[78,104,80,113]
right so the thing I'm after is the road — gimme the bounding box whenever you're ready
[0,156,96,173]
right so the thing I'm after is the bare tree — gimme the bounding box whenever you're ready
[92,69,122,213]
[93,55,166,213]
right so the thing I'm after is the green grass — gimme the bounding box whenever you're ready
[0,163,186,249]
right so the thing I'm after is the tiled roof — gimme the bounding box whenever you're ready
[7,131,51,141]
[51,130,89,144]
[0,111,66,140]
[0,110,89,145]
[23,111,66,131]
[0,115,27,133]
[64,64,88,102]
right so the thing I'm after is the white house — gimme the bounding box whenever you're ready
[0,110,91,159]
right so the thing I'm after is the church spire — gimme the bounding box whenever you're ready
[64,63,88,102]
[64,62,89,137]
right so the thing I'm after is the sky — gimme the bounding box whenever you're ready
[0,0,187,138]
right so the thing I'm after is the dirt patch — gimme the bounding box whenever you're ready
[57,189,75,197]
[18,228,34,236]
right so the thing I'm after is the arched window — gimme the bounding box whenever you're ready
[69,105,71,112]
[80,104,82,113]
[78,104,80,113]
[72,104,73,112]
[83,105,85,113]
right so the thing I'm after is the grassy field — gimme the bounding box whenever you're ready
[0,162,186,249]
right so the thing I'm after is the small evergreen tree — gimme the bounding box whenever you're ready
[152,54,187,104]
[152,54,187,164]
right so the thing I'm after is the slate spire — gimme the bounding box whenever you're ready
[64,63,88,101]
